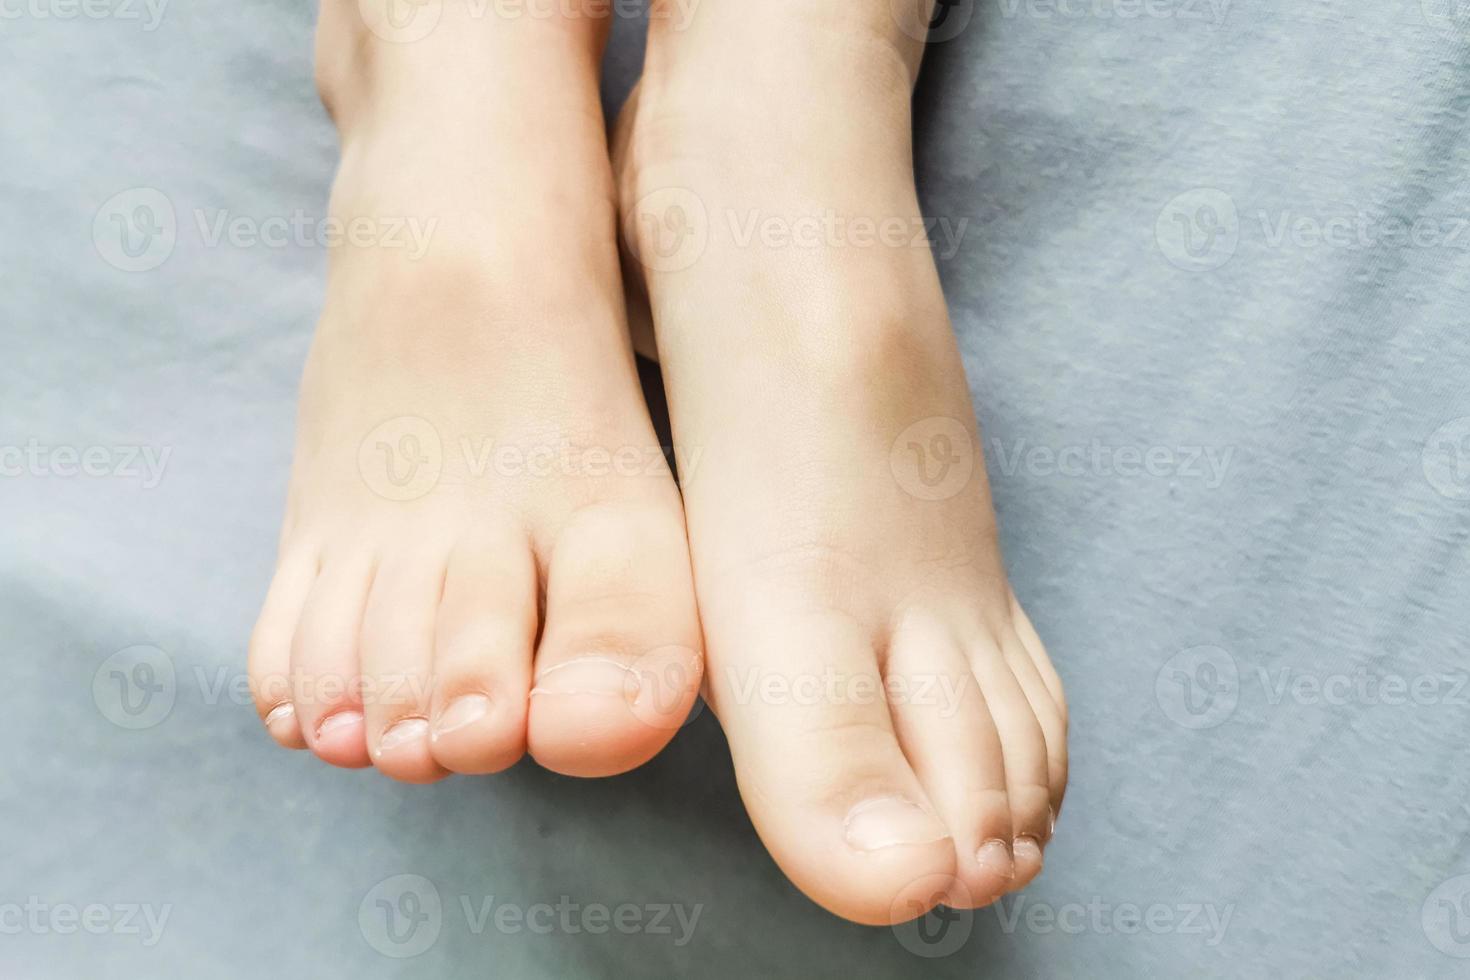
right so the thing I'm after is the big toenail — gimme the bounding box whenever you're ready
[432,694,491,739]
[1014,835,1043,866]
[976,839,1016,880]
[843,797,950,852]
[377,717,429,755]
[316,709,362,739]
[530,657,638,699]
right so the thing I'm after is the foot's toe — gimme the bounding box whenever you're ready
[708,610,957,926]
[885,614,1017,909]
[248,550,316,750]
[428,531,537,775]
[967,630,1057,892]
[528,500,703,778]
[290,553,376,769]
[359,549,449,784]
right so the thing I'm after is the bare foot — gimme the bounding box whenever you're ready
[248,1,703,783]
[615,0,1067,924]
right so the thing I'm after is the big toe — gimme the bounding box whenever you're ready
[528,499,703,777]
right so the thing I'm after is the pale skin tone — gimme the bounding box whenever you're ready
[248,0,1067,926]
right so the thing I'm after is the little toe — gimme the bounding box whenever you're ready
[248,549,317,750]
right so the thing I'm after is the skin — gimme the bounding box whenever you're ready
[249,0,1068,927]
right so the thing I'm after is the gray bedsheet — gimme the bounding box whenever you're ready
[5,1,1469,976]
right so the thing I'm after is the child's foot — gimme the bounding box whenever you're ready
[616,0,1067,924]
[247,3,702,783]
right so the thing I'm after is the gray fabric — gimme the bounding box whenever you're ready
[5,1,1468,976]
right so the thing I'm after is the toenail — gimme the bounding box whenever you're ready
[843,797,951,852]
[531,657,638,700]
[1014,835,1043,866]
[377,717,429,755]
[432,694,491,739]
[976,839,1016,880]
[316,709,363,739]
[263,702,295,730]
